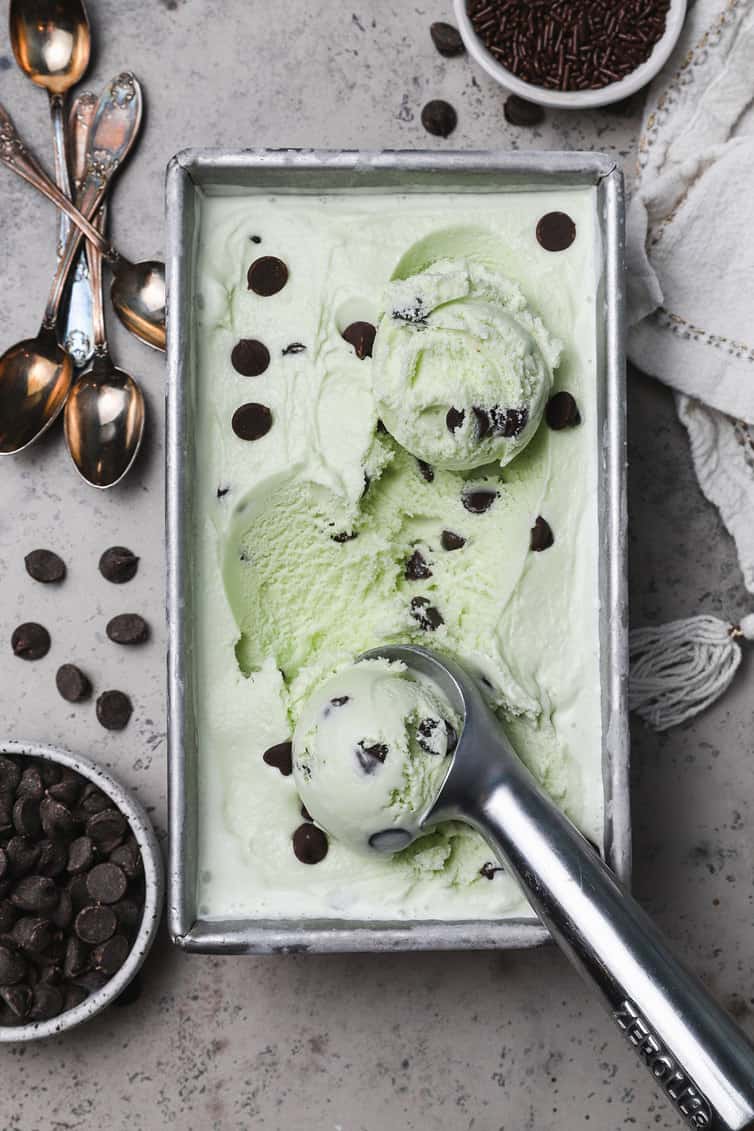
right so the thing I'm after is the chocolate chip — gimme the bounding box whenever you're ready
[216,485,230,499]
[28,983,63,1020]
[536,211,576,252]
[300,803,313,822]
[250,234,262,244]
[40,797,75,841]
[79,785,112,815]
[96,690,132,731]
[63,983,89,1011]
[530,516,554,552]
[417,718,440,754]
[75,905,117,945]
[112,899,141,933]
[474,405,529,438]
[282,342,306,355]
[63,935,89,979]
[24,549,66,583]
[405,550,432,581]
[12,917,52,955]
[87,862,128,907]
[430,21,465,56]
[106,613,149,646]
[16,767,43,801]
[0,944,26,983]
[37,840,68,879]
[410,596,444,631]
[417,459,434,483]
[421,99,457,138]
[0,902,15,933]
[6,836,40,878]
[38,762,61,787]
[86,809,127,853]
[11,623,50,661]
[462,488,498,514]
[0,983,31,1018]
[232,402,273,441]
[545,391,581,430]
[11,875,59,914]
[0,756,21,794]
[248,256,288,296]
[331,530,358,543]
[355,742,389,775]
[446,406,465,432]
[503,95,544,127]
[330,696,350,708]
[55,663,91,703]
[480,861,503,880]
[109,838,142,881]
[47,771,82,809]
[67,836,94,875]
[441,530,465,551]
[0,848,6,883]
[231,338,270,377]
[262,740,293,777]
[91,933,129,977]
[292,823,328,865]
[73,969,109,993]
[342,321,376,360]
[67,874,91,911]
[12,796,41,839]
[99,546,139,584]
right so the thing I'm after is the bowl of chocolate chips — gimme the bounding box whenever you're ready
[0,741,163,1040]
[456,0,687,109]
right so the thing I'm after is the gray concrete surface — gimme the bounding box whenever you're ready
[0,2,752,1128]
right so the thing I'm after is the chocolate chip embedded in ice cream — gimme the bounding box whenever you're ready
[530,516,554,552]
[536,212,576,253]
[546,391,581,430]
[355,742,389,774]
[247,256,288,296]
[461,488,498,515]
[441,530,465,551]
[405,550,432,581]
[232,402,273,441]
[292,823,328,865]
[417,459,434,483]
[446,407,465,433]
[410,597,444,631]
[342,321,376,360]
[231,338,270,377]
[262,740,293,777]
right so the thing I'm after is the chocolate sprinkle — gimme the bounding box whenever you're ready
[99,546,139,584]
[106,614,149,646]
[232,402,273,441]
[430,21,465,57]
[441,530,466,551]
[24,549,66,584]
[446,407,465,432]
[231,338,270,377]
[11,623,50,661]
[421,99,457,138]
[282,342,306,355]
[292,823,328,865]
[56,663,92,703]
[96,691,133,731]
[342,321,376,360]
[410,596,444,631]
[536,212,576,253]
[530,516,554,552]
[262,740,293,777]
[247,256,288,296]
[546,391,581,430]
[462,488,498,514]
[504,95,544,128]
[330,696,350,707]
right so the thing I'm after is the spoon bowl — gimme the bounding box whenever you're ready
[0,327,72,453]
[64,354,145,487]
[9,0,90,96]
[111,259,166,352]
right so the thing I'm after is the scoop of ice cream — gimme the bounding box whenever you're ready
[372,258,561,471]
[292,658,459,854]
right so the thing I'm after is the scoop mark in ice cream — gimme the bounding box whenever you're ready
[292,823,328,865]
[231,338,270,377]
[530,516,554,552]
[421,99,457,138]
[441,530,466,551]
[282,342,306,355]
[355,741,389,774]
[247,256,288,296]
[446,407,465,433]
[546,391,581,430]
[405,550,432,581]
[417,459,434,483]
[410,596,444,631]
[536,212,576,252]
[11,623,50,661]
[232,402,273,441]
[262,740,293,777]
[462,488,498,514]
[341,321,376,360]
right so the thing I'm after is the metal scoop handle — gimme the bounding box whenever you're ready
[430,678,754,1131]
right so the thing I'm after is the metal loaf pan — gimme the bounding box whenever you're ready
[165,149,628,954]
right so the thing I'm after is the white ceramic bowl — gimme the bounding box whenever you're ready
[454,0,688,109]
[0,740,164,1042]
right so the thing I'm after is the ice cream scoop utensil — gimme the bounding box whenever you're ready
[364,644,754,1131]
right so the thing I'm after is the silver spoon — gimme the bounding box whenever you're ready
[353,645,754,1131]
[0,93,166,354]
[61,88,98,366]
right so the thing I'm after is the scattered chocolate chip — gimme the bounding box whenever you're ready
[282,342,306,355]
[430,21,465,56]
[417,459,434,483]
[530,516,554,552]
[503,95,544,127]
[55,664,91,703]
[421,99,457,138]
[248,256,288,296]
[86,863,127,905]
[40,797,75,842]
[262,740,293,777]
[292,823,328,865]
[232,402,273,441]
[405,550,432,581]
[480,861,503,880]
[330,696,349,707]
[231,338,270,377]
[250,234,262,244]
[91,933,129,977]
[545,391,581,430]
[446,406,465,432]
[12,796,41,839]
[24,549,66,584]
[86,809,127,853]
[462,488,498,514]
[355,742,389,775]
[536,211,576,252]
[11,623,50,661]
[75,905,117,946]
[341,321,376,360]
[99,546,139,584]
[96,690,132,731]
[0,944,25,984]
[330,530,358,543]
[410,596,444,631]
[441,530,466,551]
[0,983,31,1018]
[106,613,149,646]
[67,837,95,875]
[28,983,63,1020]
[11,875,59,914]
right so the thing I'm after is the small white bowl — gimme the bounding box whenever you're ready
[0,740,164,1042]
[454,0,687,109]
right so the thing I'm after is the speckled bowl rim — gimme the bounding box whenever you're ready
[0,740,164,1042]
[454,0,688,109]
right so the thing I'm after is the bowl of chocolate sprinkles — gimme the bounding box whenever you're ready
[0,740,164,1041]
[455,0,687,109]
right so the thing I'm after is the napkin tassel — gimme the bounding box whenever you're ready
[629,614,754,731]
